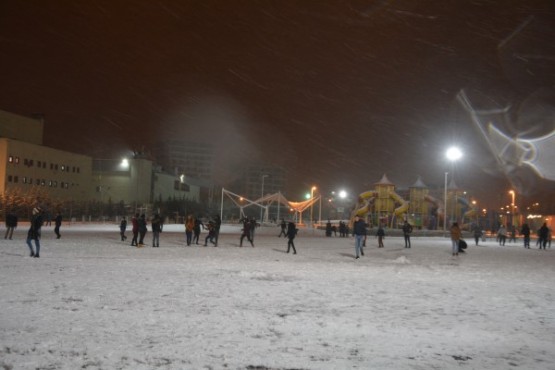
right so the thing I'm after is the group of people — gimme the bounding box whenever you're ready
[495,223,551,249]
[6,209,553,260]
[520,222,551,249]
[184,215,208,246]
[350,218,413,258]
[323,220,351,237]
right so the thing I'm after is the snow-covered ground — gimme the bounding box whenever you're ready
[1,223,554,370]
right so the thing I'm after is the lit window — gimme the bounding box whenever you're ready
[8,156,13,163]
[15,157,19,164]
[61,165,65,171]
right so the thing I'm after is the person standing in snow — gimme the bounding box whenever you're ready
[193,216,204,245]
[138,213,147,246]
[4,210,17,240]
[120,217,127,241]
[376,224,385,248]
[497,225,507,246]
[26,207,43,258]
[402,220,413,248]
[214,214,222,246]
[472,224,482,246]
[450,222,462,256]
[286,221,297,254]
[54,212,62,239]
[130,213,139,246]
[538,223,549,249]
[520,223,530,248]
[278,218,287,237]
[352,215,366,259]
[239,218,254,247]
[185,214,195,246]
[151,213,162,247]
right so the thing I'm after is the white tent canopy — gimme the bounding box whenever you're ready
[220,188,320,223]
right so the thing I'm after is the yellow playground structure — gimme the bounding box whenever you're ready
[351,174,477,229]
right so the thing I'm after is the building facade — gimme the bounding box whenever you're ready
[0,138,93,202]
[1,110,203,213]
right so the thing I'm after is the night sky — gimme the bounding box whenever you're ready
[1,1,554,208]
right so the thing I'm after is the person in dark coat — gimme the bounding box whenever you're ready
[325,220,333,237]
[538,223,549,249]
[204,221,217,246]
[402,221,413,248]
[193,216,204,245]
[472,224,482,246]
[151,213,162,247]
[249,217,259,243]
[214,214,222,246]
[26,207,43,258]
[54,212,62,239]
[278,218,287,237]
[239,218,254,247]
[352,216,367,259]
[376,225,385,248]
[520,223,530,248]
[286,221,298,254]
[130,213,139,246]
[4,210,17,240]
[138,213,147,246]
[120,217,127,241]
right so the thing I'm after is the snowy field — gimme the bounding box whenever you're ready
[1,223,554,370]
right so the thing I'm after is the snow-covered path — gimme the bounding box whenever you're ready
[1,224,554,369]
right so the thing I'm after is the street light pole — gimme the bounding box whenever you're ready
[310,186,317,227]
[444,171,448,235]
[260,174,268,222]
[318,194,322,225]
[509,190,515,227]
[445,146,463,234]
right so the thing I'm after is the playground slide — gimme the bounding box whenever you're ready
[349,191,377,226]
[390,191,409,217]
[353,191,377,217]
